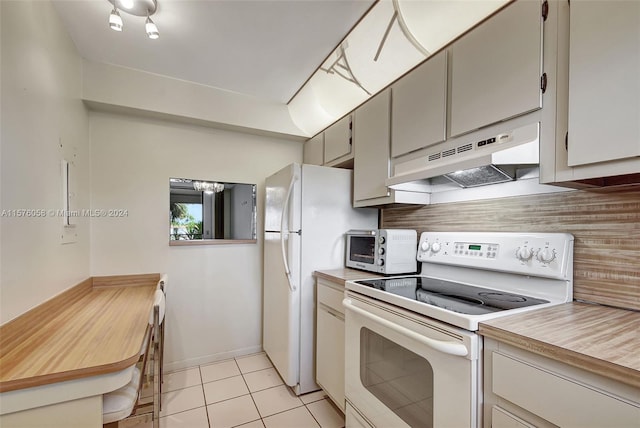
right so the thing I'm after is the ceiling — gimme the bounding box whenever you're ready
[51,0,376,104]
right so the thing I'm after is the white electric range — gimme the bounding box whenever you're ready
[343,231,574,428]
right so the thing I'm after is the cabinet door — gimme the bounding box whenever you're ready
[450,0,543,137]
[391,50,447,158]
[303,133,324,166]
[316,304,345,411]
[493,352,640,427]
[567,0,640,166]
[354,89,391,202]
[324,114,352,164]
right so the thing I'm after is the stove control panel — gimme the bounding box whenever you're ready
[417,232,574,280]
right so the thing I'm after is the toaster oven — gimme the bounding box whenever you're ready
[345,229,417,275]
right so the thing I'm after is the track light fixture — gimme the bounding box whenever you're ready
[107,0,159,39]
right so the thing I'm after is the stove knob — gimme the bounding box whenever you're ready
[431,242,441,253]
[420,241,430,252]
[377,258,385,266]
[515,246,534,262]
[537,248,557,263]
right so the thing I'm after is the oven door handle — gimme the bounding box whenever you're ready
[343,298,469,357]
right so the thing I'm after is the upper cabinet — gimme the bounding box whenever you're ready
[540,0,640,187]
[354,90,392,203]
[353,89,430,207]
[450,0,543,138]
[323,114,353,166]
[303,133,324,166]
[566,0,640,167]
[391,50,448,158]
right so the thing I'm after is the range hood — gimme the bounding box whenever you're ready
[387,122,540,190]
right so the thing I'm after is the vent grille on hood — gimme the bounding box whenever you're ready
[457,143,473,154]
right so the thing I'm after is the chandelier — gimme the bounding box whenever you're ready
[193,181,225,194]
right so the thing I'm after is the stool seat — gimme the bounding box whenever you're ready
[103,366,142,424]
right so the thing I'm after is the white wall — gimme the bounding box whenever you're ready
[89,112,302,370]
[0,1,90,323]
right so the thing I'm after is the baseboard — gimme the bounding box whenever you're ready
[164,345,264,373]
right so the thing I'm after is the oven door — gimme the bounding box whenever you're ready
[343,291,480,428]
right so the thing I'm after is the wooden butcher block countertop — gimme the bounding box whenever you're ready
[479,302,640,388]
[0,274,159,393]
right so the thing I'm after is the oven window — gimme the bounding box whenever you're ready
[350,236,376,264]
[360,328,434,428]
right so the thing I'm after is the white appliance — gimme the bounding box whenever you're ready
[263,163,378,395]
[345,229,418,275]
[344,231,574,427]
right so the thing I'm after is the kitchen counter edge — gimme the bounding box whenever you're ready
[478,301,640,389]
[314,269,385,287]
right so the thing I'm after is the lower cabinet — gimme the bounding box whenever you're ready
[316,278,346,412]
[484,338,640,428]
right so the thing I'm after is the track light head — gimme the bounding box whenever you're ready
[109,7,123,31]
[145,16,159,39]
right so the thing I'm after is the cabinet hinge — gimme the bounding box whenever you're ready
[349,119,353,146]
[542,0,549,21]
[565,132,568,151]
[540,73,547,94]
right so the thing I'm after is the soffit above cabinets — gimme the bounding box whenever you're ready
[289,0,511,135]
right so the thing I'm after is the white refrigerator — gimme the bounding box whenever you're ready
[263,163,378,395]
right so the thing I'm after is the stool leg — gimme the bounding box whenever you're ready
[159,323,165,398]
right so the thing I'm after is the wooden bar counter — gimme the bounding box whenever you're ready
[0,273,161,426]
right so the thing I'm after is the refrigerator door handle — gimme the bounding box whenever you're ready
[280,173,298,292]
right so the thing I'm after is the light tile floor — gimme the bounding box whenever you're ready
[127,352,345,428]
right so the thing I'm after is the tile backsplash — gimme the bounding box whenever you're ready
[382,188,640,311]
